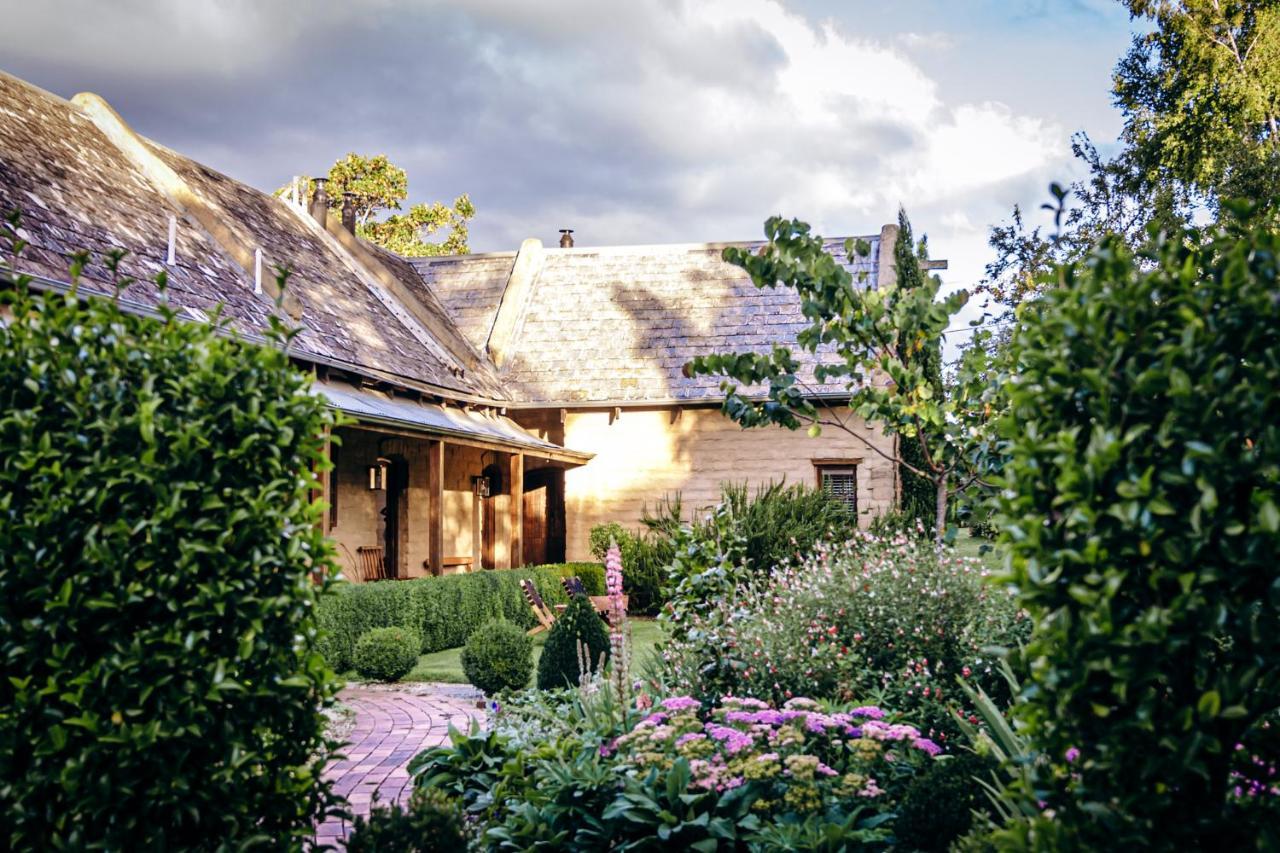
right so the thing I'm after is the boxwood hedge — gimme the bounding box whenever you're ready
[317,562,603,672]
[0,236,341,849]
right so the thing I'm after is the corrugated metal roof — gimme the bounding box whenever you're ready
[313,379,589,464]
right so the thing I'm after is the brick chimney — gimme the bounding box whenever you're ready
[559,229,574,248]
[309,177,330,225]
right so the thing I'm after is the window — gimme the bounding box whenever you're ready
[816,463,857,514]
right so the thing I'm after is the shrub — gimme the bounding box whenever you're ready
[410,689,936,850]
[0,237,340,849]
[590,521,670,615]
[316,562,600,672]
[344,788,467,852]
[995,210,1280,846]
[461,620,534,694]
[660,527,1027,746]
[353,627,419,682]
[536,594,611,689]
[894,753,997,852]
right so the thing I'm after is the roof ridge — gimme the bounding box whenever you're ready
[409,234,880,262]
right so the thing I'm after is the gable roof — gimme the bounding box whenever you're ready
[0,71,503,401]
[412,236,884,406]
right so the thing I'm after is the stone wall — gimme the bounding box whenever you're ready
[515,405,897,562]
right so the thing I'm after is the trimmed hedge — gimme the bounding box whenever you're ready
[317,563,602,672]
[536,594,611,690]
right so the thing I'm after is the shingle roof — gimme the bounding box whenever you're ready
[0,72,502,400]
[413,238,880,405]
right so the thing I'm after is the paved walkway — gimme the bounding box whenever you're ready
[314,683,485,847]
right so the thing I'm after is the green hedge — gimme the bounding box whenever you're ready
[318,563,602,672]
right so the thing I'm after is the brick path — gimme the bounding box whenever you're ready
[313,683,485,847]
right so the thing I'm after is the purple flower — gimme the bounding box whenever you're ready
[1065,747,1080,763]
[849,706,886,719]
[661,696,701,712]
[913,737,942,756]
[676,732,707,747]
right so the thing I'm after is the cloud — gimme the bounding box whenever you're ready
[0,0,1072,299]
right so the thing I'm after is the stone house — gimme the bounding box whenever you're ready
[0,71,918,575]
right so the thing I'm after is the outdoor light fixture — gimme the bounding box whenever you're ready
[472,475,491,498]
[367,460,388,490]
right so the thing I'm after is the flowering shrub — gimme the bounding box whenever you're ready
[411,688,935,850]
[660,530,1028,745]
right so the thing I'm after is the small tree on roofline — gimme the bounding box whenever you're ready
[684,211,1001,543]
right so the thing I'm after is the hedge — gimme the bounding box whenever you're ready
[318,563,603,672]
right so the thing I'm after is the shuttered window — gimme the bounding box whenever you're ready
[817,465,857,514]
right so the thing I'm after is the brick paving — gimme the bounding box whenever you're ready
[313,683,485,848]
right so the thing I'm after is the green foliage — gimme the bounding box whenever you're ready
[661,526,1026,743]
[589,520,670,615]
[344,788,467,852]
[316,563,598,672]
[353,627,420,682]
[995,208,1280,846]
[894,753,997,852]
[685,213,1003,541]
[461,620,534,695]
[410,690,931,850]
[536,595,611,690]
[274,153,474,256]
[0,224,340,849]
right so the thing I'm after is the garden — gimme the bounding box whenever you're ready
[3,195,1280,851]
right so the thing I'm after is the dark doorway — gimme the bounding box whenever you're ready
[523,467,565,565]
[480,462,504,570]
[377,455,409,578]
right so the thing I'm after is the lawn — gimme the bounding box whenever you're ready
[396,616,667,685]
[951,529,1003,571]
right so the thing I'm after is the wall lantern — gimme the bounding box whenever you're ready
[367,459,389,490]
[472,475,491,498]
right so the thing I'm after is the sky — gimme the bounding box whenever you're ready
[0,0,1138,347]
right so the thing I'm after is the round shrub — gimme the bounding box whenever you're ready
[537,594,611,689]
[894,753,996,852]
[0,252,340,849]
[345,788,466,852]
[461,620,534,694]
[353,627,419,682]
[997,212,1280,846]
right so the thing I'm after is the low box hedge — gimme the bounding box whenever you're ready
[317,562,603,672]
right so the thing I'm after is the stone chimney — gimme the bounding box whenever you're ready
[341,192,357,235]
[309,177,330,225]
[559,228,574,248]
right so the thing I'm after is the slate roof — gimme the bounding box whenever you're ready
[0,71,501,400]
[413,239,880,405]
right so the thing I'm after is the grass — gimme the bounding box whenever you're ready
[951,529,1004,572]
[393,616,667,685]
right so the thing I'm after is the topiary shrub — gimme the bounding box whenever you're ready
[0,231,340,849]
[894,753,996,852]
[353,627,420,682]
[536,594,611,689]
[461,620,534,694]
[996,207,1280,846]
[344,788,467,852]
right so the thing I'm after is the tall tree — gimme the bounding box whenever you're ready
[981,0,1280,307]
[275,153,473,257]
[686,213,1003,544]
[892,209,944,532]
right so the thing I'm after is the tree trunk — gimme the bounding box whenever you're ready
[935,479,948,545]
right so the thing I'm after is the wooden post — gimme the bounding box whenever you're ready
[471,489,482,571]
[427,439,444,576]
[320,426,332,535]
[509,453,524,568]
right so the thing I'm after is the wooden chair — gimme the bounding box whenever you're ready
[521,579,557,636]
[561,576,588,598]
[561,576,627,620]
[355,546,386,582]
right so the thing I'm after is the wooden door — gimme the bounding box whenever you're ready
[523,468,565,565]
[523,481,548,566]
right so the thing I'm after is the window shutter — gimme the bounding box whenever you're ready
[819,466,857,514]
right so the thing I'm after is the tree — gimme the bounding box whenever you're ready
[893,210,945,531]
[275,153,474,257]
[980,0,1279,308]
[685,213,1003,544]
